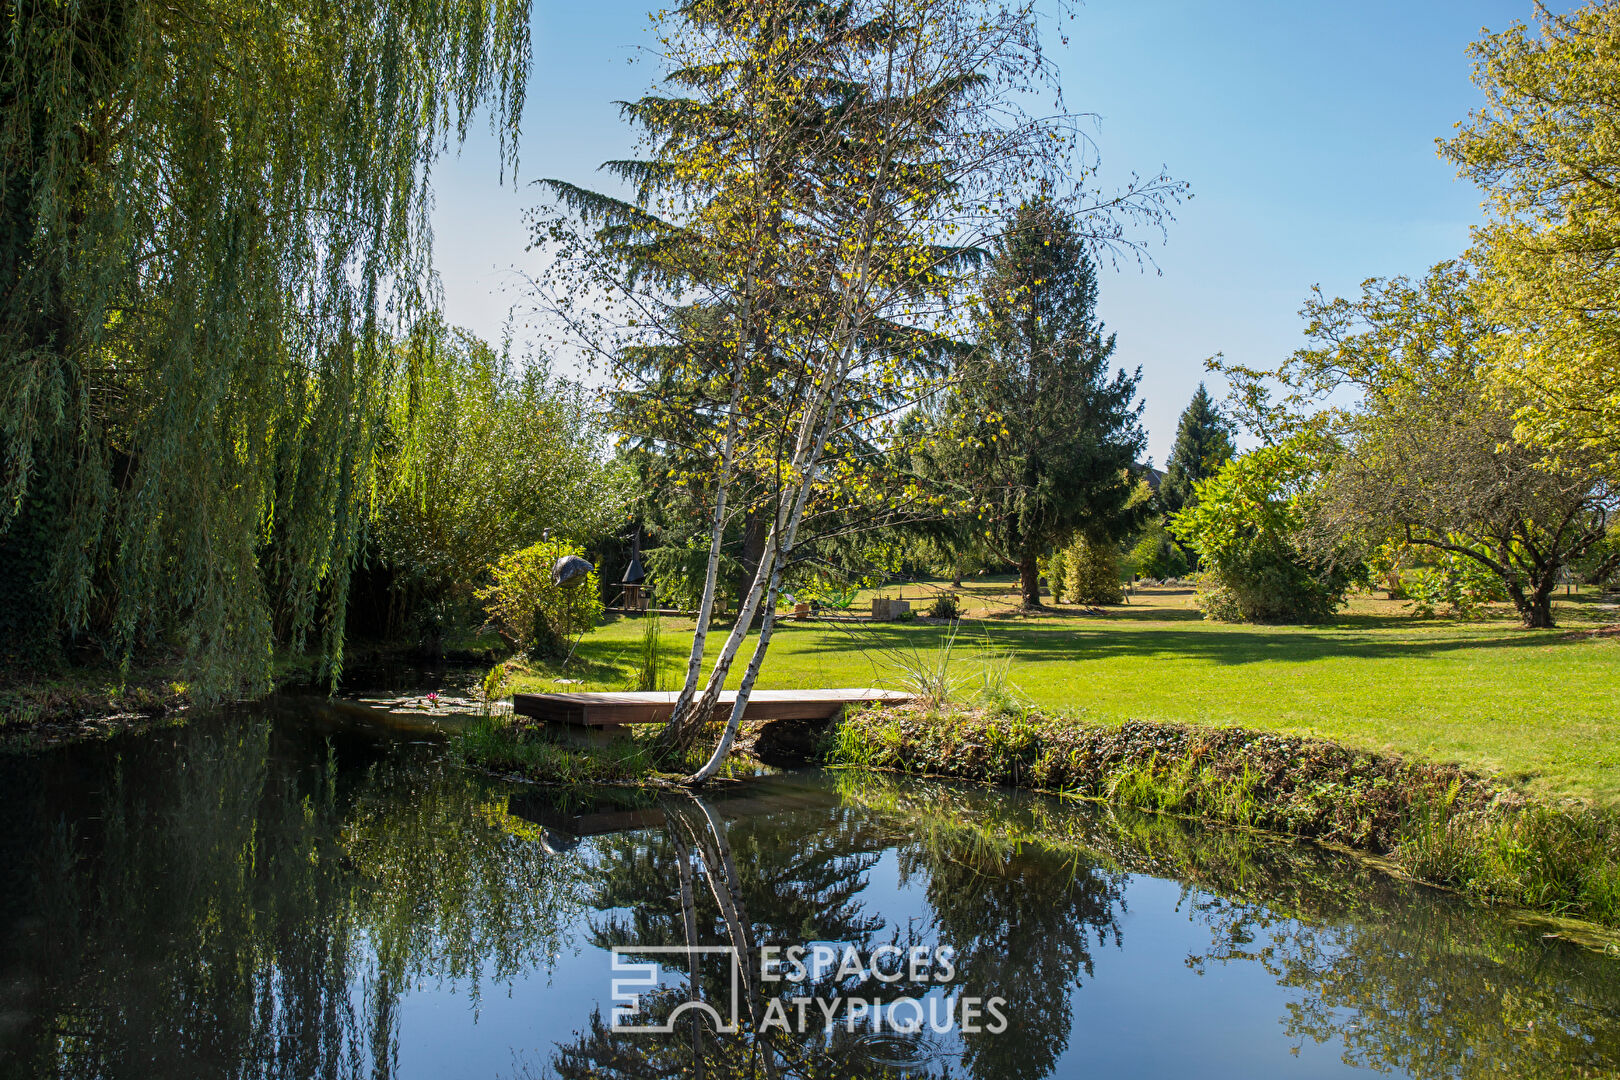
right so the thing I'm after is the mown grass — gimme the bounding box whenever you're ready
[498,579,1620,804]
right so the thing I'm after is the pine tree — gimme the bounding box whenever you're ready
[947,199,1147,610]
[1160,384,1235,517]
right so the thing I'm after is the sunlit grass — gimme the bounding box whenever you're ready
[497,579,1620,804]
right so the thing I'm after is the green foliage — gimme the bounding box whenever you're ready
[793,570,863,612]
[632,616,667,692]
[1399,799,1620,925]
[1227,262,1618,629]
[1063,536,1124,605]
[0,0,531,698]
[1442,2,1620,475]
[825,703,1620,925]
[0,460,65,669]
[924,592,961,620]
[479,541,604,659]
[642,538,742,613]
[1159,383,1235,517]
[1044,548,1068,600]
[1126,521,1188,581]
[374,325,627,624]
[456,714,662,785]
[1404,541,1511,618]
[943,200,1147,606]
[1171,442,1358,623]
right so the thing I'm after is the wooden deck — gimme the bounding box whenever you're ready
[512,687,910,728]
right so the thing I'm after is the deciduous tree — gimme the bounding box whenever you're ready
[0,0,531,692]
[1222,264,1619,628]
[1442,1,1620,473]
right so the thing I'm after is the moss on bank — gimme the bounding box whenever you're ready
[824,704,1620,927]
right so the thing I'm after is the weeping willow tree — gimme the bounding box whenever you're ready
[0,0,530,694]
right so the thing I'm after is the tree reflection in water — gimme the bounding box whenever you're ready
[537,792,946,1079]
[0,709,586,1079]
[1,708,1617,1080]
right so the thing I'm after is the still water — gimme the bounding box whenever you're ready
[0,695,1616,1079]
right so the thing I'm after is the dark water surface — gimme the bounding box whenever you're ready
[1,696,1617,1079]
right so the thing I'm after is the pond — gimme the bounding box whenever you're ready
[0,694,1616,1079]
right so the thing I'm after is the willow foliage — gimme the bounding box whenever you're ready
[0,0,529,693]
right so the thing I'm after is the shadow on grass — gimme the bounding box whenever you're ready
[788,616,1590,668]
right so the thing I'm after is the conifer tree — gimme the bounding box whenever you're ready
[947,199,1147,610]
[1160,383,1235,517]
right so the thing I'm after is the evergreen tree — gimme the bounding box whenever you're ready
[947,200,1147,610]
[1160,383,1235,517]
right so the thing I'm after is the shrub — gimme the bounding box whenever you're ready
[1044,547,1069,601]
[925,592,961,620]
[798,571,863,611]
[1064,536,1124,605]
[1170,442,1359,623]
[1403,540,1510,617]
[1126,521,1188,580]
[480,540,604,658]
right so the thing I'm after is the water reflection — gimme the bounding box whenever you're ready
[0,703,1616,1080]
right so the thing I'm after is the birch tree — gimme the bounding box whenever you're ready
[533,0,1181,781]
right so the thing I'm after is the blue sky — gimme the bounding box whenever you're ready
[430,0,1544,464]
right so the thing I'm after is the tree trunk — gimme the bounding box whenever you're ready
[1019,550,1042,610]
[688,559,783,784]
[1525,580,1557,629]
[734,510,766,627]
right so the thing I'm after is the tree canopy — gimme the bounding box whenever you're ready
[1159,383,1234,518]
[1222,263,1619,628]
[945,199,1147,609]
[0,0,531,693]
[1442,0,1620,474]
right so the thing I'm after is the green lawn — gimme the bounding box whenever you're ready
[504,580,1620,805]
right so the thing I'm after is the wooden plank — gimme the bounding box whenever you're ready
[512,687,910,727]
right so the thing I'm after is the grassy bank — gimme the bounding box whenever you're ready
[825,703,1620,927]
[0,662,192,741]
[452,711,759,787]
[498,581,1620,804]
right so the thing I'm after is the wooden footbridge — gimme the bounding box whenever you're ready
[512,687,910,729]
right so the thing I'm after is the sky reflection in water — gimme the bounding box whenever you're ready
[0,697,1616,1079]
